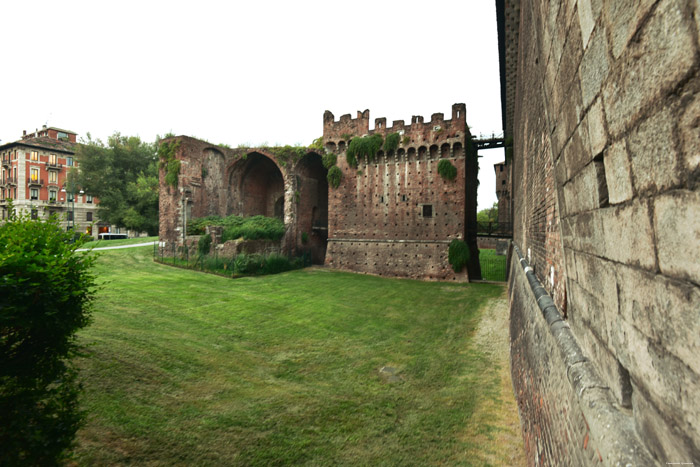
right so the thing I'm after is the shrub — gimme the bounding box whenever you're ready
[322,153,337,169]
[346,134,383,167]
[327,166,342,189]
[383,132,400,154]
[448,239,470,273]
[198,234,212,255]
[437,159,457,181]
[0,208,97,465]
[260,254,294,275]
[234,253,264,275]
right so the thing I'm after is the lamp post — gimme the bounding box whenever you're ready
[60,187,84,231]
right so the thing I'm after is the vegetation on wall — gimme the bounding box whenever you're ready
[301,232,309,244]
[322,153,337,169]
[383,132,400,154]
[0,208,97,465]
[188,215,285,242]
[327,166,342,189]
[437,159,458,181]
[266,145,306,167]
[309,137,324,152]
[158,139,182,188]
[448,239,470,273]
[346,134,383,168]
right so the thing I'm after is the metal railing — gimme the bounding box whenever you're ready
[475,221,513,238]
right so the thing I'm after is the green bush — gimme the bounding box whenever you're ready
[198,234,212,255]
[383,132,400,154]
[0,209,97,465]
[327,166,342,189]
[234,253,265,275]
[322,153,337,169]
[346,134,383,167]
[188,215,285,242]
[260,253,294,275]
[438,159,457,181]
[448,239,470,273]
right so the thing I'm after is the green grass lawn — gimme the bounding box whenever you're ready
[479,249,507,282]
[80,235,158,249]
[74,246,522,465]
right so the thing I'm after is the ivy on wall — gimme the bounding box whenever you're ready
[327,166,342,189]
[383,133,400,154]
[158,140,182,188]
[448,239,470,272]
[437,159,457,181]
[346,134,383,168]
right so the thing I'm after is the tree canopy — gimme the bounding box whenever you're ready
[477,202,499,223]
[75,133,159,235]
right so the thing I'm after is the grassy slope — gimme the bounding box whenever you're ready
[74,246,522,466]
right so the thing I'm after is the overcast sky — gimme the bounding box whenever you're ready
[0,0,504,209]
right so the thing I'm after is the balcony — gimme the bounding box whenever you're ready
[1,157,10,168]
[27,177,44,187]
[4,176,17,186]
[46,161,63,170]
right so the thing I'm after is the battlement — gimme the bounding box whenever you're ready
[323,104,468,146]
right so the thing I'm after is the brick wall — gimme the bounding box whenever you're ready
[504,0,700,463]
[323,104,478,281]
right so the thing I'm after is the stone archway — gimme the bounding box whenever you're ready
[227,152,285,220]
[296,152,328,264]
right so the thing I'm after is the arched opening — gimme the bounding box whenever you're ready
[296,152,328,264]
[418,146,427,160]
[407,147,416,162]
[397,148,406,161]
[429,145,438,160]
[338,141,346,153]
[453,142,463,157]
[325,141,337,153]
[441,143,451,158]
[227,152,285,220]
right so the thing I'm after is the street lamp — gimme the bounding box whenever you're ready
[60,187,84,231]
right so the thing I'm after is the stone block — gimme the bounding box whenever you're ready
[586,97,607,157]
[572,251,618,322]
[599,200,656,270]
[679,86,700,173]
[579,24,609,109]
[626,106,681,195]
[561,119,592,181]
[577,0,596,48]
[631,383,697,465]
[567,280,610,345]
[562,160,608,215]
[654,190,700,285]
[604,0,656,59]
[603,139,633,204]
[616,263,700,375]
[602,0,696,137]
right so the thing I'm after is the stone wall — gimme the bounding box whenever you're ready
[502,0,700,463]
[322,104,479,281]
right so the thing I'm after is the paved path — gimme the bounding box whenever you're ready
[77,241,156,252]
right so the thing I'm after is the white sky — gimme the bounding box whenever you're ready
[0,0,504,210]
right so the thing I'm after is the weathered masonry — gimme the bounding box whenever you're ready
[322,103,480,281]
[159,104,481,281]
[499,0,700,464]
[158,137,329,264]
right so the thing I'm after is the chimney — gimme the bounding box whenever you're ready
[23,130,26,136]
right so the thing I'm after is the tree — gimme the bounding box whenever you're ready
[477,201,499,223]
[0,205,97,464]
[75,133,159,235]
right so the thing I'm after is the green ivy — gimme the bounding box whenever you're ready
[158,140,181,188]
[301,232,309,244]
[448,239,470,273]
[309,137,324,151]
[383,132,400,154]
[346,134,383,168]
[266,145,306,167]
[322,153,337,169]
[327,165,342,189]
[437,159,457,180]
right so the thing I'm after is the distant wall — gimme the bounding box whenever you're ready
[504,0,700,463]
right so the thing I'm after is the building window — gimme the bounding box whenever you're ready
[49,171,57,184]
[49,190,57,202]
[30,188,39,200]
[66,157,73,167]
[422,204,433,218]
[502,179,506,185]
[87,194,93,203]
[66,192,74,202]
[30,151,39,161]
[31,209,38,220]
[499,165,504,172]
[86,212,93,222]
[67,211,73,221]
[30,168,39,182]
